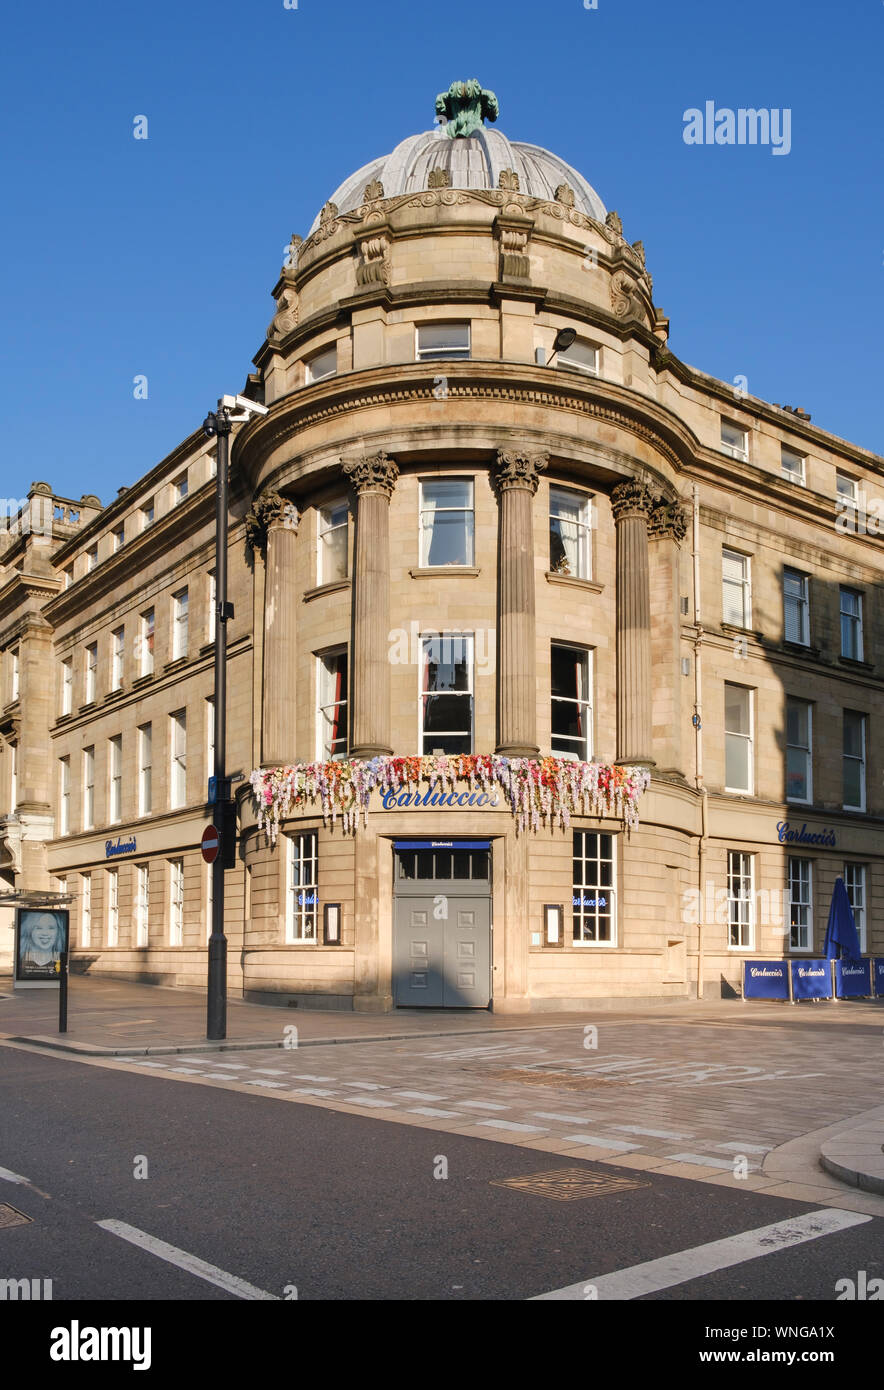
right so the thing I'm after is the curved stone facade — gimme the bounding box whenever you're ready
[1,93,882,1011]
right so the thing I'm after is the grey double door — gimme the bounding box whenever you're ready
[393,843,491,1008]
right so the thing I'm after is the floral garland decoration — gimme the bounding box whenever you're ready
[249,755,651,844]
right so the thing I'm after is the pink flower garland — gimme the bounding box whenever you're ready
[249,755,650,844]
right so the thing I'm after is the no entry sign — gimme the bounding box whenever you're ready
[201,825,221,864]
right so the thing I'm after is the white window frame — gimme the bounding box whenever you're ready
[835,471,858,506]
[419,478,475,568]
[419,632,474,756]
[549,486,592,579]
[106,867,119,947]
[286,832,318,944]
[138,723,152,815]
[722,549,752,628]
[82,746,95,830]
[173,472,189,504]
[316,648,348,762]
[788,857,813,952]
[61,657,73,716]
[10,649,19,702]
[140,608,155,677]
[724,684,754,795]
[85,642,98,703]
[141,500,155,530]
[59,756,71,835]
[550,643,592,762]
[86,544,98,572]
[843,863,867,953]
[169,858,184,946]
[720,419,748,461]
[843,711,866,812]
[135,864,150,948]
[305,344,337,383]
[112,524,125,553]
[170,710,187,809]
[416,322,471,361]
[781,445,806,486]
[727,850,755,950]
[785,698,812,805]
[81,872,92,947]
[172,589,189,661]
[572,831,617,946]
[317,499,349,584]
[839,588,863,662]
[556,336,599,377]
[109,734,122,824]
[783,568,810,646]
[111,626,125,691]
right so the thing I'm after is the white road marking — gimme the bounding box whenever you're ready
[243,1080,288,1089]
[294,1087,337,1097]
[667,1152,746,1170]
[394,1091,445,1101]
[346,1096,396,1108]
[562,1135,641,1151]
[460,1101,509,1111]
[252,1068,285,1076]
[614,1125,692,1140]
[715,1142,771,1154]
[0,1165,31,1185]
[214,1062,248,1070]
[292,1074,336,1082]
[532,1112,592,1124]
[408,1107,462,1118]
[345,1081,389,1090]
[479,1120,547,1134]
[96,1220,279,1300]
[531,1209,872,1300]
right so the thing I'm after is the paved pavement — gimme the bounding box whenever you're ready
[3,975,882,1218]
[3,976,882,1210]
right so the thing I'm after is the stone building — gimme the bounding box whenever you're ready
[1,83,882,1010]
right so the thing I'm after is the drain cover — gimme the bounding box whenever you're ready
[0,1204,32,1228]
[491,1167,651,1201]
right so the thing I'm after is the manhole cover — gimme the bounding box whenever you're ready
[0,1205,32,1228]
[491,1167,651,1201]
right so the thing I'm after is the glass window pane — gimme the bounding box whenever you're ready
[419,324,469,352]
[843,713,863,758]
[724,685,749,734]
[726,733,749,789]
[786,747,808,800]
[423,694,471,733]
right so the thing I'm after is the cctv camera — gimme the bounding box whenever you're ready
[221,394,269,417]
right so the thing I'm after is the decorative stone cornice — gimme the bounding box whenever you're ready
[648,499,688,543]
[245,492,299,553]
[611,478,655,523]
[493,449,548,495]
[341,450,399,497]
[267,286,299,343]
[494,216,532,281]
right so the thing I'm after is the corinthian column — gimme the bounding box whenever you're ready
[255,494,300,766]
[611,478,655,767]
[343,450,399,758]
[493,449,547,756]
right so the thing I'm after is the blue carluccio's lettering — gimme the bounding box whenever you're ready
[776,821,836,848]
[381,788,500,810]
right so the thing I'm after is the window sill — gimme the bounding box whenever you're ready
[56,712,73,725]
[545,571,603,593]
[132,674,153,688]
[409,567,480,579]
[782,641,820,659]
[78,702,97,714]
[199,641,216,655]
[303,578,349,602]
[721,622,764,642]
[164,657,188,673]
[837,656,873,673]
[104,687,125,703]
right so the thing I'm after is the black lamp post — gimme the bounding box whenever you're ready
[202,402,234,1040]
[546,327,577,366]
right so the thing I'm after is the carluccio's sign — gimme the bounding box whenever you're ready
[250,755,651,842]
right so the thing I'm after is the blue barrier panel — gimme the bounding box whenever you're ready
[790,959,832,1000]
[872,959,884,999]
[743,961,790,1000]
[835,959,873,998]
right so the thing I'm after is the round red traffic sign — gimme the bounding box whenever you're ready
[201,825,221,864]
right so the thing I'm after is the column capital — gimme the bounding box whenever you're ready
[245,492,299,553]
[611,478,655,523]
[342,450,399,497]
[648,498,688,543]
[493,449,548,495]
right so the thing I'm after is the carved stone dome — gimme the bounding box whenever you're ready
[308,126,607,233]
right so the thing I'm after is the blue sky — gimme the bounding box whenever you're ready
[1,0,881,505]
